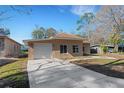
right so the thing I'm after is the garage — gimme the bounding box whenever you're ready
[34,43,52,59]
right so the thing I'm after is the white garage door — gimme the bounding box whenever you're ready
[34,43,52,59]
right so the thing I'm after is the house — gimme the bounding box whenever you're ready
[23,33,90,60]
[91,45,114,54]
[91,44,124,54]
[21,45,28,51]
[0,35,21,57]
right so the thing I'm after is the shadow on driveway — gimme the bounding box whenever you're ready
[76,59,124,79]
[27,59,124,88]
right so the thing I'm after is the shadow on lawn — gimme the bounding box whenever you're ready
[0,71,29,88]
[76,59,124,79]
[104,59,124,66]
[0,59,17,67]
[0,58,29,88]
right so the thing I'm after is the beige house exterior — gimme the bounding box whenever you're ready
[24,33,90,60]
[0,36,21,57]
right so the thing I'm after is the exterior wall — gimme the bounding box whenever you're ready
[52,39,83,59]
[28,40,52,60]
[28,43,34,60]
[28,39,91,59]
[0,38,5,56]
[3,38,21,57]
[83,43,90,55]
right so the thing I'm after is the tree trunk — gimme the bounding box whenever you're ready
[114,44,118,52]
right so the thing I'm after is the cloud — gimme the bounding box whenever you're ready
[58,8,66,13]
[71,5,96,16]
[56,5,71,13]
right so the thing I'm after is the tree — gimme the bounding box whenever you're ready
[32,26,58,39]
[46,28,57,38]
[95,6,124,52]
[0,6,32,37]
[100,44,108,54]
[0,28,10,36]
[0,6,32,22]
[76,31,88,38]
[32,26,45,39]
[109,33,121,52]
[77,12,95,40]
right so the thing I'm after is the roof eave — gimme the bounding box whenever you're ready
[23,38,89,45]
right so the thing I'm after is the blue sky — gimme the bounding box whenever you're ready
[0,5,101,44]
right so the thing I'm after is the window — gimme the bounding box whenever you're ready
[0,40,4,50]
[73,45,79,53]
[83,47,85,52]
[60,45,67,53]
[0,41,2,48]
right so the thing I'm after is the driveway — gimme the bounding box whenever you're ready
[27,59,124,88]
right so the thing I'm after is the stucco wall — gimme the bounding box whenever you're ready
[3,38,21,57]
[83,43,90,55]
[28,39,91,60]
[52,39,83,59]
[28,43,34,60]
[0,38,5,56]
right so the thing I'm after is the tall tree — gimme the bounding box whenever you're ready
[0,28,10,36]
[32,26,45,39]
[95,5,124,52]
[109,33,121,52]
[0,6,32,22]
[32,26,58,39]
[0,6,32,37]
[77,12,95,41]
[46,28,57,38]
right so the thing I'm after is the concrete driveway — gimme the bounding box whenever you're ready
[27,59,124,88]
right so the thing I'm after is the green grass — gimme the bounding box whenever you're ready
[111,60,124,65]
[20,50,28,55]
[91,59,115,63]
[0,58,29,88]
[87,58,124,65]
[73,58,124,66]
[0,58,27,78]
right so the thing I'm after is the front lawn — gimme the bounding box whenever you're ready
[0,58,29,88]
[71,59,116,65]
[71,58,124,79]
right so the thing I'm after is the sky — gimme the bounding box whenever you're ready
[0,5,101,44]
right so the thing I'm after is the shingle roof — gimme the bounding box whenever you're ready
[0,35,21,45]
[23,33,90,45]
[51,33,82,39]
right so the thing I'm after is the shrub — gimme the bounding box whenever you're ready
[100,44,108,54]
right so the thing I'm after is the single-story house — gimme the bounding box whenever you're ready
[91,45,114,54]
[91,44,124,54]
[0,35,21,57]
[118,43,124,52]
[23,33,90,60]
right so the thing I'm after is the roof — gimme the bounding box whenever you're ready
[23,33,90,45]
[52,33,83,39]
[0,35,21,46]
[91,44,114,47]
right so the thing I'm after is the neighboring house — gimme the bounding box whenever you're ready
[0,35,21,57]
[91,45,113,54]
[118,43,124,52]
[23,33,90,60]
[21,45,28,51]
[91,44,124,54]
